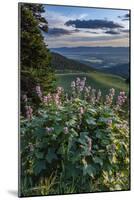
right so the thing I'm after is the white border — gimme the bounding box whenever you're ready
[0,0,133,199]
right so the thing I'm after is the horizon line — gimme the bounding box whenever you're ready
[50,46,129,49]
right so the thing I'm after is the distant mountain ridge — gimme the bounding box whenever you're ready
[51,46,129,52]
[50,51,129,79]
[50,47,129,78]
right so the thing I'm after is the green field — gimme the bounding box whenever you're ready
[56,71,129,96]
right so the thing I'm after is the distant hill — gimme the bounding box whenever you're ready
[50,47,129,79]
[49,52,128,95]
[101,63,129,78]
[51,52,94,73]
[51,46,129,53]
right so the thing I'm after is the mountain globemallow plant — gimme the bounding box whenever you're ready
[20,77,130,196]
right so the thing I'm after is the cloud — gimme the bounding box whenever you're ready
[105,30,120,35]
[118,13,130,21]
[105,28,129,35]
[65,19,124,29]
[85,30,99,34]
[47,28,72,36]
[46,28,80,37]
[121,29,129,33]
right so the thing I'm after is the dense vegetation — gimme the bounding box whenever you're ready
[20,77,130,196]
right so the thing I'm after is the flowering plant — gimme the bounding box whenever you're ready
[20,77,129,196]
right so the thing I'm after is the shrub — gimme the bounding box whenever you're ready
[20,77,130,196]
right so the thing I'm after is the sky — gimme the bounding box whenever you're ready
[42,5,130,48]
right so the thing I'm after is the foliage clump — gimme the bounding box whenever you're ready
[20,77,130,196]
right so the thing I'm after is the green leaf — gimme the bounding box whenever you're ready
[35,151,44,159]
[83,165,96,177]
[33,160,46,175]
[95,130,102,139]
[80,132,89,138]
[93,144,99,150]
[67,119,76,126]
[78,132,89,145]
[33,128,46,137]
[65,164,81,178]
[86,118,96,125]
[54,125,63,135]
[87,108,97,115]
[46,148,58,163]
[93,156,103,166]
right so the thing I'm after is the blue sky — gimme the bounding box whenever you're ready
[42,5,130,48]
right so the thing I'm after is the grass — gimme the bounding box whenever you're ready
[56,71,129,96]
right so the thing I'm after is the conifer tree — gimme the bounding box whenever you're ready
[20,3,55,96]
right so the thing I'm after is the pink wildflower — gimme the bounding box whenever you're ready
[43,96,48,104]
[57,87,64,94]
[22,94,27,102]
[88,138,92,152]
[79,107,84,115]
[107,119,112,126]
[116,91,127,106]
[64,127,69,134]
[71,81,75,88]
[97,89,101,101]
[25,106,33,120]
[35,85,42,99]
[46,127,54,133]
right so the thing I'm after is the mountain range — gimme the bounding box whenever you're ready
[51,50,129,79]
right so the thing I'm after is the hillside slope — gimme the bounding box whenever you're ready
[50,52,129,95]
[101,63,129,78]
[51,52,94,73]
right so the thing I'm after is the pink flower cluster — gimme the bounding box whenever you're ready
[107,119,112,126]
[35,85,42,99]
[96,89,102,102]
[43,93,52,104]
[35,85,64,106]
[43,91,62,106]
[22,94,27,102]
[79,107,84,115]
[45,126,69,135]
[63,127,69,134]
[105,88,115,105]
[46,127,54,133]
[84,86,91,98]
[25,105,33,120]
[116,91,127,106]
[57,86,64,94]
[71,77,86,93]
[90,89,96,104]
